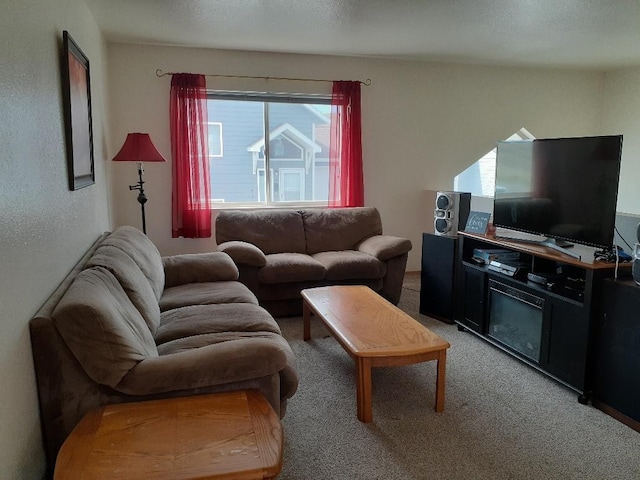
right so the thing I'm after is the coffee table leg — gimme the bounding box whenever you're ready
[303,300,311,341]
[356,357,373,423]
[434,349,447,412]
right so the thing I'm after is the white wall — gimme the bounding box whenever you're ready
[107,44,606,270]
[0,1,111,478]
[601,66,640,215]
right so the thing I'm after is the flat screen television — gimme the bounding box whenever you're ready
[493,135,623,255]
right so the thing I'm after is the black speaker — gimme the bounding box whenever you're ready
[434,191,471,236]
[420,233,458,323]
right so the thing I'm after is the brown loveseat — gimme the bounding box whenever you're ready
[29,226,298,474]
[216,206,412,316]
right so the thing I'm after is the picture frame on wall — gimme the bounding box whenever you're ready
[62,30,95,190]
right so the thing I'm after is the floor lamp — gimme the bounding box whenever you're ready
[112,133,166,234]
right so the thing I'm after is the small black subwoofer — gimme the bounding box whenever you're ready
[434,191,471,236]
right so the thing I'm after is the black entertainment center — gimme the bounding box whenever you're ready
[419,134,640,429]
[449,134,635,407]
[454,231,628,403]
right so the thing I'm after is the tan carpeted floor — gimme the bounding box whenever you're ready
[274,282,640,480]
[402,271,421,292]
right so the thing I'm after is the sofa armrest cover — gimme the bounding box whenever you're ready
[162,252,239,288]
[217,241,267,267]
[115,334,292,395]
[357,235,412,261]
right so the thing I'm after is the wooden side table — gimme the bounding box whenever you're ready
[54,390,283,480]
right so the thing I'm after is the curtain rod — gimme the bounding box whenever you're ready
[155,69,371,86]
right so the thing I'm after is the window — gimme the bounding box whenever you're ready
[207,122,223,157]
[454,128,535,197]
[207,91,331,206]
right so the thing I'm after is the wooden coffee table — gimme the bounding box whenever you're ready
[302,285,450,423]
[54,390,283,480]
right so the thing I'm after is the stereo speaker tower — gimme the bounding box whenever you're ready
[434,191,471,236]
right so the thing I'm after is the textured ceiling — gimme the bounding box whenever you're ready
[85,0,640,68]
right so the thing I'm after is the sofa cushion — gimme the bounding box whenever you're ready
[52,266,158,388]
[159,281,258,312]
[257,253,326,284]
[303,207,383,254]
[101,226,165,300]
[87,244,161,334]
[216,209,306,254]
[155,303,281,345]
[312,250,386,281]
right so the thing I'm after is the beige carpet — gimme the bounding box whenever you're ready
[402,271,421,292]
[275,284,640,480]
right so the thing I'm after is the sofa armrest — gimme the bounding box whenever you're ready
[217,241,267,267]
[115,334,293,395]
[357,235,412,261]
[162,252,239,288]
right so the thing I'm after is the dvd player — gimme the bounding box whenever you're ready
[527,272,564,285]
[527,272,549,285]
[487,260,529,277]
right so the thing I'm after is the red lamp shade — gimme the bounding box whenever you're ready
[112,133,166,162]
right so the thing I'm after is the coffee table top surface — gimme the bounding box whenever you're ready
[301,285,450,357]
[54,390,283,480]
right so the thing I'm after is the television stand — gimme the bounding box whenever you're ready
[495,235,581,260]
[455,231,629,403]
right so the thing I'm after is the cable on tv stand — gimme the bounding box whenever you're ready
[494,235,582,261]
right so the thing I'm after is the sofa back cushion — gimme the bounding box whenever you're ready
[86,244,161,334]
[216,209,306,254]
[303,207,383,254]
[52,266,158,388]
[101,226,165,300]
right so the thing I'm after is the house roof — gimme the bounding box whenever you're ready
[247,123,322,154]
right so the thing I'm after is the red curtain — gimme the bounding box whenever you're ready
[170,74,212,238]
[328,81,364,207]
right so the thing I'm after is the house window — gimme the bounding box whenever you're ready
[208,122,223,157]
[454,128,535,197]
[207,91,331,206]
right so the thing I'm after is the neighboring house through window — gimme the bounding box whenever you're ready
[207,92,331,206]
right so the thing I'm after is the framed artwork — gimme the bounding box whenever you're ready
[62,30,95,190]
[463,211,491,234]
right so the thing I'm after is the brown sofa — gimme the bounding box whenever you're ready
[216,207,412,316]
[29,226,298,474]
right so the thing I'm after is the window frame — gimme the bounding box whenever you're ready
[207,90,331,209]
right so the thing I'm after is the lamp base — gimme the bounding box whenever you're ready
[128,162,148,234]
